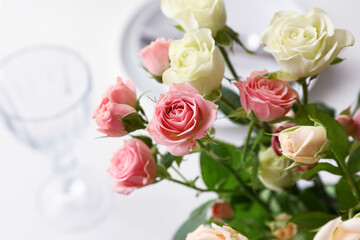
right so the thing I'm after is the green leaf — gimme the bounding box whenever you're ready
[215,29,233,47]
[131,135,153,148]
[215,86,249,125]
[330,57,344,65]
[295,104,350,162]
[159,152,182,169]
[300,163,343,179]
[228,201,271,239]
[156,165,170,178]
[299,187,334,212]
[174,24,185,33]
[348,147,360,174]
[142,66,163,83]
[340,106,352,116]
[120,112,146,133]
[290,212,338,229]
[224,26,255,54]
[173,200,215,240]
[335,177,358,209]
[315,102,335,118]
[293,230,316,240]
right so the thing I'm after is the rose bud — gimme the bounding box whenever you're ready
[147,83,217,156]
[336,115,355,136]
[314,214,360,240]
[272,123,296,156]
[258,147,294,191]
[162,29,225,96]
[212,201,234,223]
[161,0,226,37]
[353,108,360,141]
[234,70,299,122]
[108,138,157,195]
[140,38,171,76]
[93,98,136,137]
[187,223,248,240]
[104,77,137,107]
[279,126,328,164]
[261,8,354,78]
[269,214,297,240]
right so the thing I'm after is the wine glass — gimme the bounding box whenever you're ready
[0,44,111,232]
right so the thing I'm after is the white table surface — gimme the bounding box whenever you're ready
[0,0,359,239]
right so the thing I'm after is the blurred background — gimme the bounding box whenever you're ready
[0,0,359,239]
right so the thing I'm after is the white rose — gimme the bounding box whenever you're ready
[162,28,225,96]
[314,215,360,240]
[260,8,354,78]
[186,224,248,240]
[279,126,328,164]
[161,0,226,36]
[258,147,293,191]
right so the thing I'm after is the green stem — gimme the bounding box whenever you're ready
[171,166,188,182]
[349,208,355,219]
[220,95,237,111]
[336,157,360,201]
[251,130,264,152]
[218,46,238,80]
[219,162,270,213]
[301,79,308,105]
[314,174,338,214]
[241,121,255,163]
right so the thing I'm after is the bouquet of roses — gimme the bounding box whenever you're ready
[93,0,360,239]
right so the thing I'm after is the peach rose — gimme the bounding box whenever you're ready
[108,138,157,195]
[140,38,171,76]
[278,126,328,164]
[234,70,298,122]
[314,215,360,240]
[147,83,217,156]
[186,224,248,240]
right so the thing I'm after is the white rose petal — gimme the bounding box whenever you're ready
[162,28,225,96]
[261,7,354,78]
[161,0,226,36]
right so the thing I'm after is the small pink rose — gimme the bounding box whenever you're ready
[212,201,234,223]
[353,109,360,141]
[108,138,157,195]
[272,123,296,156]
[93,98,136,137]
[335,115,355,136]
[140,38,171,76]
[147,83,218,156]
[104,77,137,107]
[235,70,299,122]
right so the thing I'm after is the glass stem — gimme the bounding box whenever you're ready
[52,153,77,175]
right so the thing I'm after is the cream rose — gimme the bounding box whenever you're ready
[161,0,226,36]
[186,224,248,240]
[258,147,294,191]
[162,28,225,96]
[261,8,354,78]
[278,126,328,164]
[314,215,360,240]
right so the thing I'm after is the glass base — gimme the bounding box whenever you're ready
[36,167,113,232]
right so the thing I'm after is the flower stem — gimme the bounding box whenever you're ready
[171,166,188,182]
[241,121,254,163]
[336,157,360,201]
[218,46,238,80]
[301,78,308,105]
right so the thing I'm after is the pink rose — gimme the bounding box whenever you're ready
[234,70,299,122]
[353,109,360,141]
[336,115,355,136]
[147,83,218,156]
[212,201,234,223]
[108,138,157,195]
[104,77,137,107]
[140,38,171,76]
[93,98,136,137]
[272,123,296,156]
